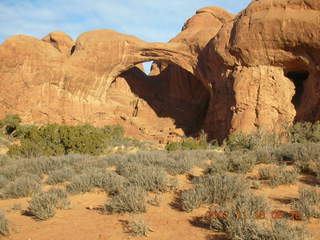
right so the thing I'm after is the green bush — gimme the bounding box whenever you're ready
[0,211,10,237]
[165,137,208,151]
[1,174,41,199]
[28,188,71,220]
[259,166,299,187]
[7,120,126,157]
[105,185,146,214]
[0,114,21,135]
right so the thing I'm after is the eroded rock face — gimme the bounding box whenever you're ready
[200,0,320,140]
[0,0,319,142]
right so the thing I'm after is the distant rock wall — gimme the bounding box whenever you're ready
[0,0,319,142]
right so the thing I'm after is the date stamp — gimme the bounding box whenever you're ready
[204,209,302,220]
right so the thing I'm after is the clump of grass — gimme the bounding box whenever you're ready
[180,174,250,212]
[292,186,320,220]
[1,174,41,199]
[0,211,10,237]
[124,218,153,237]
[27,188,71,220]
[46,168,75,185]
[258,166,299,187]
[105,185,146,214]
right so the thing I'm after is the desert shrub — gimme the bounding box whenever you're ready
[204,212,309,240]
[274,142,320,166]
[224,132,259,152]
[110,150,200,176]
[269,219,311,240]
[7,121,127,157]
[116,163,169,192]
[105,185,146,214]
[258,166,299,187]
[288,121,320,144]
[180,174,249,212]
[254,146,276,164]
[0,164,23,181]
[292,186,320,220]
[22,157,65,177]
[225,151,257,173]
[1,174,41,199]
[0,175,9,189]
[162,152,196,175]
[66,174,95,194]
[165,137,208,151]
[102,125,124,139]
[0,155,10,167]
[0,211,10,237]
[204,151,257,175]
[124,218,153,236]
[224,131,279,152]
[203,192,269,233]
[46,168,75,185]
[66,170,127,195]
[231,193,269,218]
[28,188,71,220]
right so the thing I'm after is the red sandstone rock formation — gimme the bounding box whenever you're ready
[0,0,319,142]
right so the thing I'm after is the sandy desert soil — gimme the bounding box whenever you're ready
[1,164,320,240]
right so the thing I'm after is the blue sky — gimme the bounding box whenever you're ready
[0,0,251,44]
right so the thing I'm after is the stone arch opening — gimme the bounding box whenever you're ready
[142,61,153,75]
[285,70,309,110]
[117,61,210,137]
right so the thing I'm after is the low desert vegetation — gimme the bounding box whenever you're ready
[105,185,147,214]
[291,186,320,220]
[258,166,299,187]
[124,218,153,237]
[0,211,10,237]
[0,115,320,239]
[180,174,250,212]
[27,188,71,220]
[0,174,41,199]
[0,114,144,157]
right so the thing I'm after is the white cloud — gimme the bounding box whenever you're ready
[0,0,251,43]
